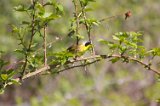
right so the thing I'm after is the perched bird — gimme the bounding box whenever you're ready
[67,41,92,57]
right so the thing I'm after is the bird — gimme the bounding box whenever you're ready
[67,41,92,57]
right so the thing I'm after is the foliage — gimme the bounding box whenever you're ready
[0,1,160,106]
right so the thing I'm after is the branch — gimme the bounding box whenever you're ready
[62,54,160,75]
[14,54,160,83]
[73,0,80,45]
[53,59,101,74]
[22,65,50,80]
[43,24,47,66]
[42,0,47,66]
[14,65,50,82]
[109,54,160,75]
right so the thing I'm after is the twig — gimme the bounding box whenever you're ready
[42,0,47,66]
[54,59,101,74]
[22,65,50,80]
[14,65,50,83]
[73,0,80,45]
[99,14,123,22]
[43,25,47,66]
[69,55,102,63]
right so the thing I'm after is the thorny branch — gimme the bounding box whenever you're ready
[15,54,160,82]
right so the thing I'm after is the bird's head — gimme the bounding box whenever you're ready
[85,41,92,47]
[83,41,92,51]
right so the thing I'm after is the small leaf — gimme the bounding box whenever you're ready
[56,4,64,14]
[14,49,25,54]
[36,2,45,15]
[43,1,54,6]
[148,48,160,56]
[22,21,30,25]
[0,89,4,94]
[113,35,120,41]
[14,5,26,12]
[7,69,16,79]
[110,57,120,63]
[84,8,93,12]
[0,60,9,69]
[1,74,8,81]
[76,34,84,39]
[41,13,60,22]
[12,25,19,33]
[92,21,100,26]
[8,79,21,85]
[80,0,95,6]
[98,39,108,44]
[68,30,75,37]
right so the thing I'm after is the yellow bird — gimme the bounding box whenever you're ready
[67,41,92,57]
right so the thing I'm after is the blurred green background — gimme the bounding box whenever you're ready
[0,0,160,106]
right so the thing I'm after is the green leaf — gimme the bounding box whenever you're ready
[98,39,109,44]
[40,13,60,23]
[76,34,84,39]
[30,43,38,49]
[148,48,160,56]
[14,49,25,54]
[56,4,64,14]
[22,21,30,25]
[80,0,95,6]
[110,57,120,63]
[119,46,127,54]
[86,18,100,26]
[0,89,4,94]
[36,2,45,16]
[92,21,100,26]
[43,12,53,18]
[43,1,54,6]
[98,39,118,49]
[14,5,26,12]
[12,25,19,33]
[1,74,8,81]
[6,69,16,79]
[8,79,21,85]
[68,30,75,37]
[137,46,147,59]
[0,60,9,69]
[113,35,120,41]
[84,8,93,12]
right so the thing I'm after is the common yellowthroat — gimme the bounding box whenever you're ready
[67,41,92,57]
